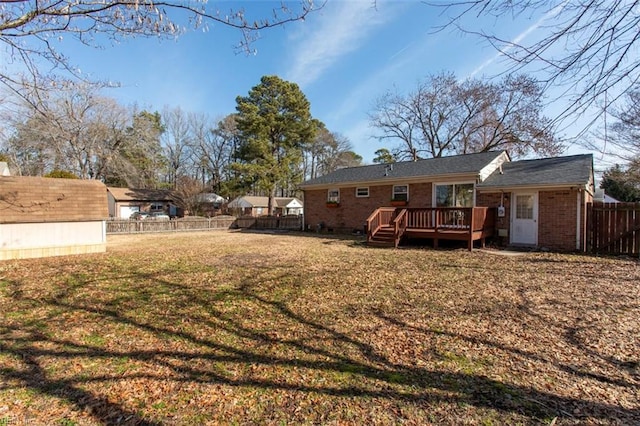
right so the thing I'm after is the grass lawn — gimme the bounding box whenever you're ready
[0,231,638,425]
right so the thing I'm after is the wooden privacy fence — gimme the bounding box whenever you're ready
[106,215,303,234]
[587,202,640,256]
[106,217,236,234]
[234,215,303,230]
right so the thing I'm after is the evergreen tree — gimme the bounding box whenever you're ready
[233,76,315,214]
[373,148,395,164]
[601,163,640,202]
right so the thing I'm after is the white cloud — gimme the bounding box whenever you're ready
[328,28,440,122]
[468,4,565,78]
[285,0,394,88]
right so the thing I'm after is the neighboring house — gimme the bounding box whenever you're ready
[228,196,304,217]
[195,193,226,216]
[299,151,594,251]
[594,188,620,203]
[0,176,108,260]
[107,187,179,218]
[0,162,10,176]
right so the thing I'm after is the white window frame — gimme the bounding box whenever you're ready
[433,182,476,207]
[327,188,340,203]
[392,184,409,201]
[355,187,369,198]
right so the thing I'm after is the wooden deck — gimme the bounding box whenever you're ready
[366,207,496,250]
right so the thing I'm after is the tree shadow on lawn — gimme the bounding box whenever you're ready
[1,265,638,424]
[375,311,638,390]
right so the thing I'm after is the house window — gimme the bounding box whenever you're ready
[515,195,534,219]
[327,189,340,203]
[150,202,164,211]
[356,187,369,198]
[435,183,474,207]
[392,185,408,201]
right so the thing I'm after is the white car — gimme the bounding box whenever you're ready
[150,212,170,220]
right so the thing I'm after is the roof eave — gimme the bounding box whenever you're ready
[299,172,481,190]
[477,182,592,192]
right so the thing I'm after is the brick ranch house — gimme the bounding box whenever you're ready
[299,151,594,251]
[0,176,108,260]
[228,196,304,217]
[107,187,179,219]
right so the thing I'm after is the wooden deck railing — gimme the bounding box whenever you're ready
[472,207,495,232]
[367,206,496,250]
[392,208,408,248]
[366,207,396,240]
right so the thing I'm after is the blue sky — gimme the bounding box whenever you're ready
[49,0,594,164]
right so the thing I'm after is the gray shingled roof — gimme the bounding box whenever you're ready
[477,154,593,188]
[299,151,506,187]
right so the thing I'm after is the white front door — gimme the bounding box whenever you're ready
[511,192,538,246]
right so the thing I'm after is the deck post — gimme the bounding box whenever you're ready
[468,207,475,251]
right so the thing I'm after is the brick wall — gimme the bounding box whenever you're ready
[538,189,580,251]
[479,189,585,251]
[476,192,511,236]
[306,185,587,251]
[303,182,434,232]
[479,189,587,251]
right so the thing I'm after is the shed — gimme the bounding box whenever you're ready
[0,176,108,260]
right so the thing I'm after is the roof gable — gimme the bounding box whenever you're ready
[274,198,303,208]
[299,151,507,188]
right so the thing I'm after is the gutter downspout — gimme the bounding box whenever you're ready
[302,190,307,231]
[576,189,582,251]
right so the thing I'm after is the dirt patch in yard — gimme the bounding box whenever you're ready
[0,231,638,425]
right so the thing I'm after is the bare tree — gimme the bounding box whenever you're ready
[172,175,205,216]
[188,112,214,186]
[106,109,166,188]
[4,118,54,176]
[3,82,130,178]
[302,121,333,179]
[370,72,562,159]
[0,1,319,101]
[320,133,362,172]
[161,106,193,188]
[427,1,640,135]
[603,85,640,161]
[302,124,360,179]
[191,114,238,193]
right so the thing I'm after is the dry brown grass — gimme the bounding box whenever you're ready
[0,230,638,425]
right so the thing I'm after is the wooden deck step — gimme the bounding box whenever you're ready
[368,225,396,247]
